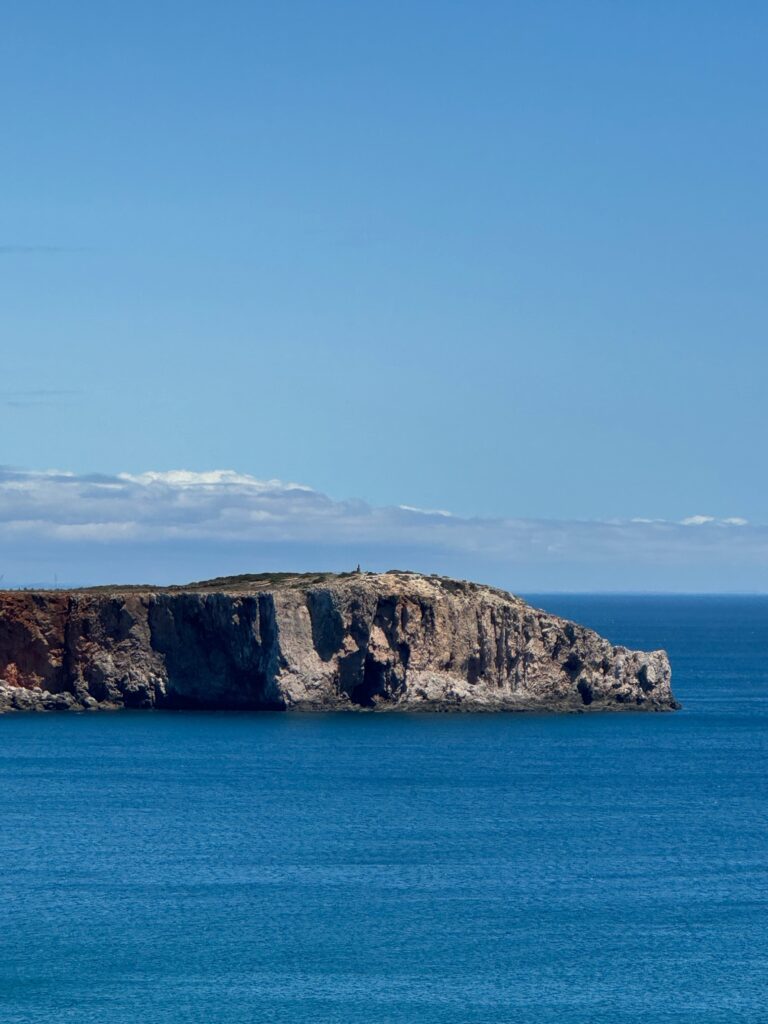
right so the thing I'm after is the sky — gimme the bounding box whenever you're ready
[2,2,766,589]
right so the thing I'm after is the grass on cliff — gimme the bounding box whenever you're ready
[3,569,486,596]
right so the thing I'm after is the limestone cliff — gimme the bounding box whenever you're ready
[0,571,676,713]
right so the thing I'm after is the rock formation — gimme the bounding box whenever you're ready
[0,571,676,713]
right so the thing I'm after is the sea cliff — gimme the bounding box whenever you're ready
[0,571,676,713]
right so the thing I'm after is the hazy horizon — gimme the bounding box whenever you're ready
[1,467,765,593]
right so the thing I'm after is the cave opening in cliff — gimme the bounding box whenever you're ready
[577,679,594,705]
[349,656,388,708]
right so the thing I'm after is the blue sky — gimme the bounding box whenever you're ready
[2,2,766,588]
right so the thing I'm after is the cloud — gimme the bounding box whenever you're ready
[0,468,765,591]
[117,469,314,492]
[679,514,749,527]
[398,504,453,518]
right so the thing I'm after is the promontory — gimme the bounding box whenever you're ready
[0,571,676,713]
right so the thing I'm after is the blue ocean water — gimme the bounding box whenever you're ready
[1,596,767,1024]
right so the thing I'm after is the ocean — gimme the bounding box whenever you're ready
[1,596,766,1023]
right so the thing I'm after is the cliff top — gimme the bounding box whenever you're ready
[1,570,512,600]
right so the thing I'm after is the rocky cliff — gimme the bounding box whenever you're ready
[0,571,676,713]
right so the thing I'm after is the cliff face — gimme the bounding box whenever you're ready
[0,572,676,713]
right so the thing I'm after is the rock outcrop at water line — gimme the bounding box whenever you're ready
[0,571,677,713]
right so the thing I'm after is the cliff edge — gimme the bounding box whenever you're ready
[0,571,676,713]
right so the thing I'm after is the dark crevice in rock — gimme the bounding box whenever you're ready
[563,652,584,681]
[306,590,345,662]
[637,664,654,693]
[577,679,594,705]
[349,656,387,708]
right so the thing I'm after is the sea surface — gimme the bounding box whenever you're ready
[1,596,767,1024]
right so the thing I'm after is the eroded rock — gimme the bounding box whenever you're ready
[0,572,677,713]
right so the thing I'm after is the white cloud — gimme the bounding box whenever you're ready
[398,504,454,518]
[117,469,314,492]
[0,467,765,590]
[680,514,750,527]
